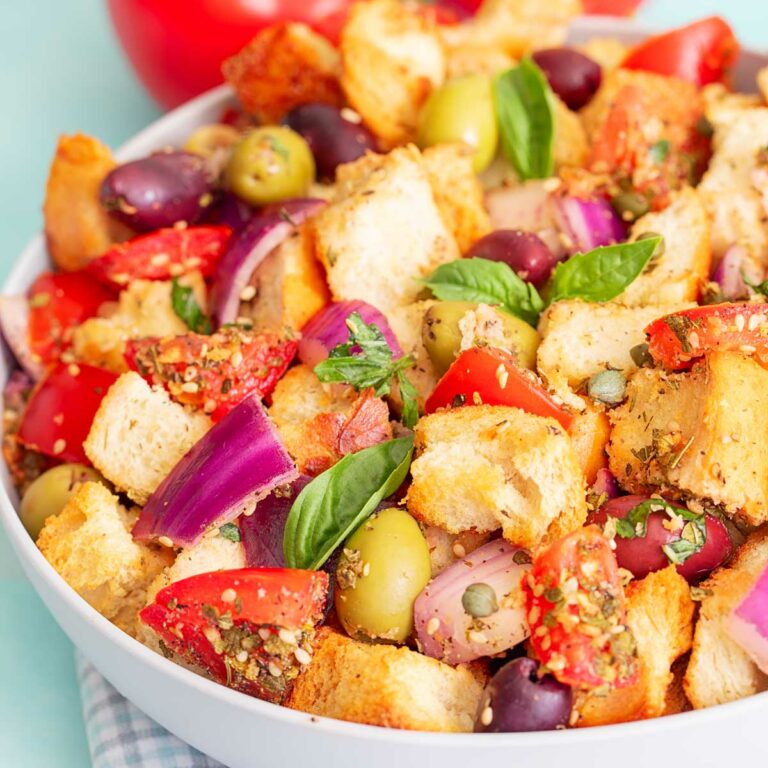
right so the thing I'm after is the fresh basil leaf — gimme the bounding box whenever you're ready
[218,522,241,543]
[494,58,555,181]
[742,272,768,297]
[662,520,707,565]
[283,436,414,570]
[171,278,212,334]
[548,236,661,303]
[420,258,544,326]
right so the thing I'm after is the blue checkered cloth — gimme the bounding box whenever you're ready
[75,652,225,768]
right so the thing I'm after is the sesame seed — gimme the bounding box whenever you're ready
[235,316,251,326]
[150,253,170,266]
[688,331,700,348]
[294,647,312,665]
[181,381,199,393]
[268,662,282,677]
[748,313,762,331]
[231,350,244,368]
[158,536,174,548]
[480,706,493,726]
[362,562,371,577]
[495,364,509,390]
[52,438,67,455]
[528,606,541,624]
[740,344,757,353]
[426,617,440,636]
[204,399,217,414]
[735,314,746,332]
[203,626,221,645]
[452,543,466,558]
[472,391,483,405]
[236,650,249,663]
[221,588,237,603]
[468,630,487,643]
[240,285,257,302]
[340,107,362,124]
[258,628,271,641]
[279,628,298,645]
[53,413,64,426]
[67,363,80,377]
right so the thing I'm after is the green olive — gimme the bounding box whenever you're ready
[184,124,241,160]
[20,464,105,539]
[422,301,540,376]
[224,126,315,206]
[335,507,431,643]
[417,75,499,173]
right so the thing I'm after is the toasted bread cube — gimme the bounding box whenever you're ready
[312,145,460,312]
[421,144,492,253]
[37,483,171,635]
[553,97,589,170]
[568,405,610,484]
[407,405,586,548]
[340,0,445,149]
[240,224,329,333]
[685,530,768,709]
[574,567,695,727]
[423,525,491,577]
[536,300,693,411]
[84,373,211,506]
[578,37,630,71]
[222,23,342,123]
[43,134,130,272]
[758,67,768,104]
[608,353,768,526]
[618,188,711,306]
[287,629,485,731]
[445,45,514,79]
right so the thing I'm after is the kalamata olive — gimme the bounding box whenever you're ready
[100,150,212,231]
[475,657,572,733]
[531,48,602,111]
[225,126,315,206]
[417,75,499,173]
[422,301,540,375]
[465,230,557,288]
[335,507,431,643]
[589,495,733,582]
[282,104,378,181]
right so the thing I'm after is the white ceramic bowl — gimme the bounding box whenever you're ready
[2,17,767,768]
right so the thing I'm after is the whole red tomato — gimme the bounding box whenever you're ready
[106,0,355,109]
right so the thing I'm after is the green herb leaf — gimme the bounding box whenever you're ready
[171,278,212,334]
[218,522,241,543]
[649,139,670,164]
[742,272,768,296]
[548,236,662,303]
[283,436,414,570]
[494,58,555,180]
[420,258,544,326]
[313,312,418,428]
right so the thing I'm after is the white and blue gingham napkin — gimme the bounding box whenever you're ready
[75,652,225,768]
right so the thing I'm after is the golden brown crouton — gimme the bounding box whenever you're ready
[574,567,695,727]
[43,134,131,272]
[312,145,460,312]
[578,37,630,72]
[37,483,171,636]
[422,525,491,577]
[444,45,514,80]
[568,405,610,484]
[553,97,589,170]
[407,405,587,549]
[536,300,693,411]
[618,187,711,306]
[84,373,212,506]
[758,67,768,104]
[340,0,445,149]
[287,629,485,731]
[222,23,343,123]
[608,353,768,527]
[685,529,768,709]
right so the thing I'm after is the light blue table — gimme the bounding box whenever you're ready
[0,1,766,765]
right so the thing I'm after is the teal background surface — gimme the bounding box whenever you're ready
[0,1,766,765]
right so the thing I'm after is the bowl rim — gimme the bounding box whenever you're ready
[2,14,767,747]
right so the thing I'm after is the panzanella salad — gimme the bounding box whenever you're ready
[4,0,768,734]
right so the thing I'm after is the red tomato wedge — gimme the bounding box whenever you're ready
[523,526,639,690]
[425,347,573,430]
[17,363,118,464]
[27,271,115,367]
[645,303,768,370]
[87,226,232,288]
[582,0,643,14]
[125,326,297,421]
[622,16,739,86]
[139,568,328,701]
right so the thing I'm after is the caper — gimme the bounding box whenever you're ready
[611,192,650,223]
[630,342,654,368]
[587,369,627,406]
[461,582,499,618]
[335,507,431,643]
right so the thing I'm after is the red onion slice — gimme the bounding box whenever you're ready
[210,198,326,327]
[298,300,403,367]
[133,393,297,548]
[0,295,44,379]
[728,563,768,674]
[553,195,627,254]
[712,244,749,300]
[591,468,620,501]
[414,539,531,665]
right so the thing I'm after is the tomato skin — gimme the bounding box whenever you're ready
[425,347,573,430]
[622,16,739,86]
[645,303,768,370]
[27,272,115,367]
[139,568,328,700]
[582,0,643,14]
[87,226,232,288]
[17,363,119,464]
[523,526,639,690]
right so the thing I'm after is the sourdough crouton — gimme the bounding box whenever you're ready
[84,373,211,506]
[43,134,131,272]
[340,0,445,149]
[37,483,171,636]
[312,145,460,312]
[574,567,694,727]
[287,629,485,731]
[536,300,693,411]
[608,353,768,526]
[568,406,610,484]
[72,274,206,372]
[553,97,589,170]
[239,224,329,333]
[444,45,514,80]
[618,188,711,306]
[421,144,492,253]
[578,37,630,71]
[423,525,491,577]
[759,67,768,104]
[685,529,768,709]
[222,23,342,123]
[407,405,587,548]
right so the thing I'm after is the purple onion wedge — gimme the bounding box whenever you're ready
[0,295,44,379]
[553,195,627,254]
[712,244,749,300]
